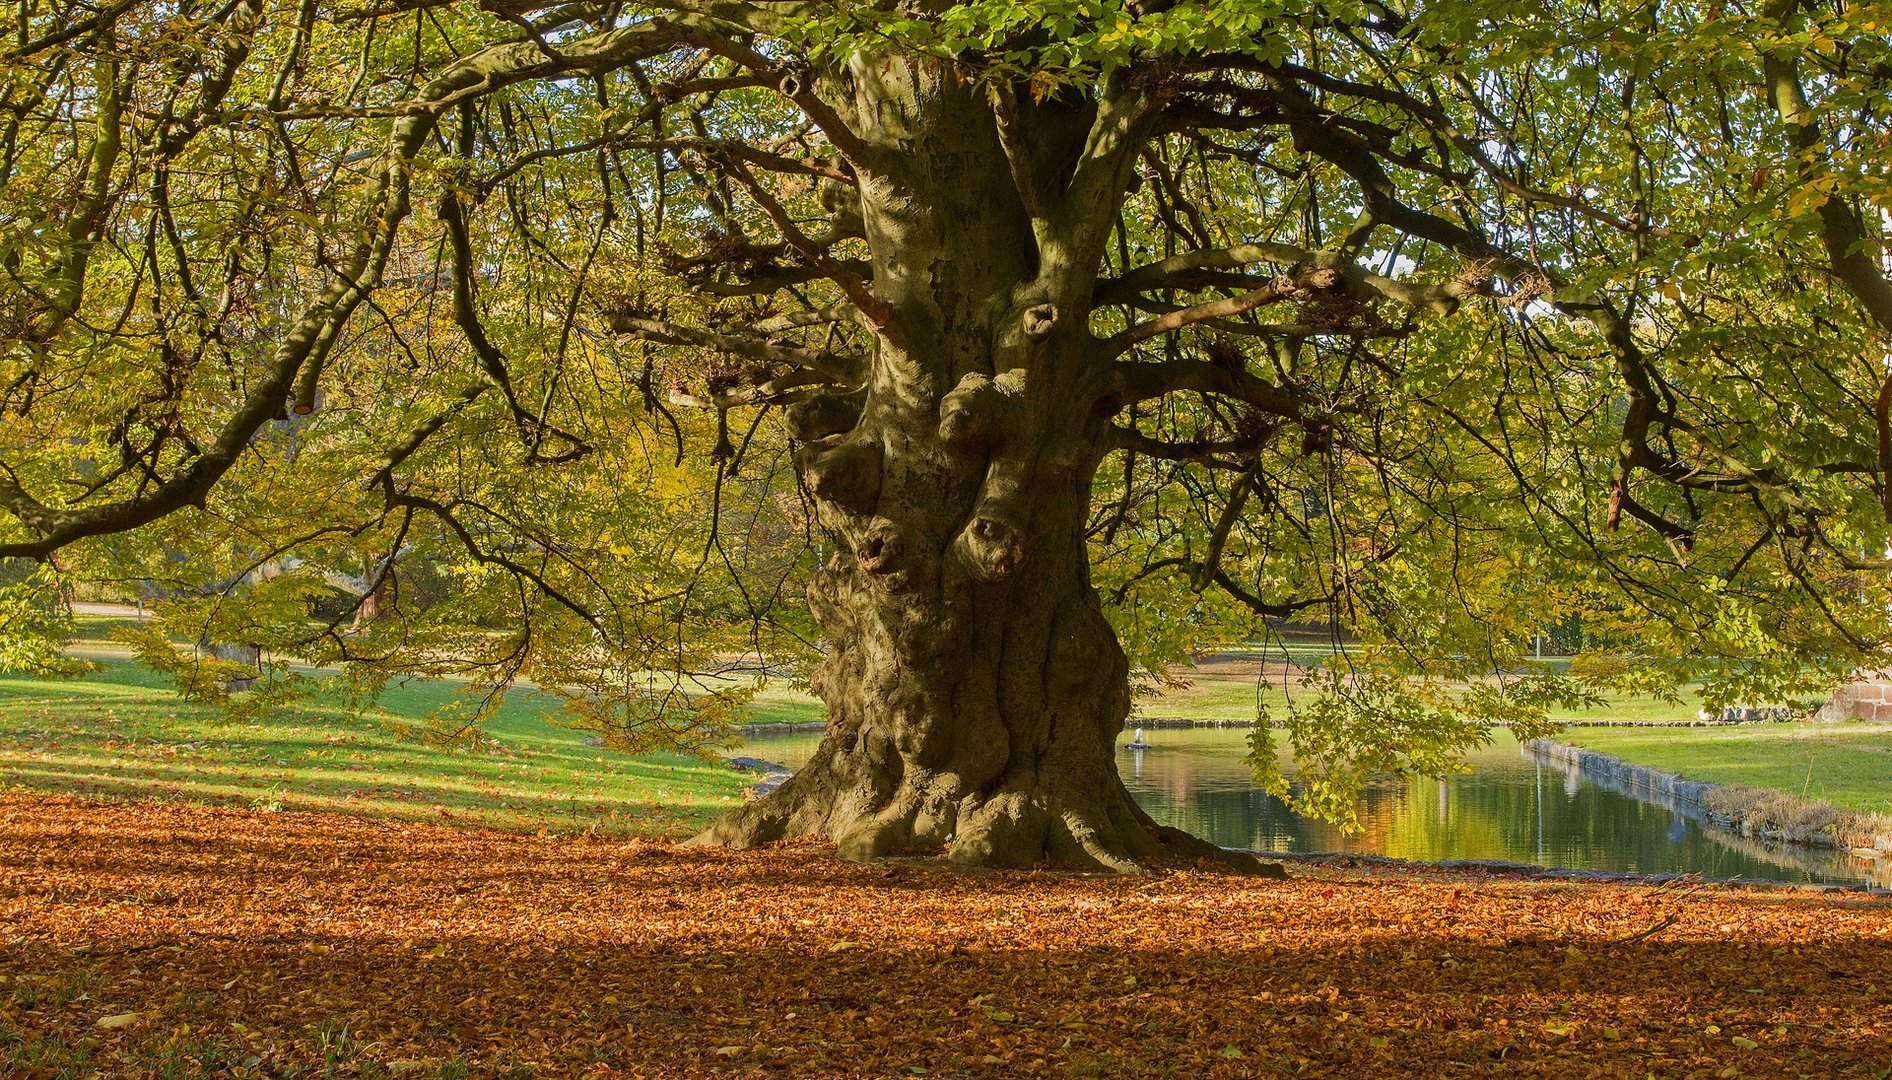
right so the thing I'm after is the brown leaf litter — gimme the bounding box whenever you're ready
[1,794,1888,1077]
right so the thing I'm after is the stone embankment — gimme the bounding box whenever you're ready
[1527,738,1892,860]
[736,717,1260,735]
[724,756,794,796]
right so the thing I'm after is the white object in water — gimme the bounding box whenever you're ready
[1133,727,1145,745]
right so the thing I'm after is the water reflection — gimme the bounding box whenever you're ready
[739,727,1884,888]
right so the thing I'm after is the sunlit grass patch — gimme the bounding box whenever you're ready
[1565,721,1892,816]
[0,659,750,837]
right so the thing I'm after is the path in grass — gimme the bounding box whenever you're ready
[1564,722,1892,816]
[2,794,1888,1078]
[0,658,751,837]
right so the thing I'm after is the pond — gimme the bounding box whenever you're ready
[739,727,1886,888]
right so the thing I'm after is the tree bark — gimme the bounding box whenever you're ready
[692,57,1275,874]
[695,469,1259,873]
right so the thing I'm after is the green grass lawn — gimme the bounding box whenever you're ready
[1127,671,1703,725]
[0,658,753,837]
[1197,640,1355,666]
[1564,721,1892,815]
[744,674,1298,725]
[72,613,829,731]
[66,617,1699,729]
[1546,689,1703,724]
[1132,674,1288,721]
[745,682,827,725]
[5,620,1747,842]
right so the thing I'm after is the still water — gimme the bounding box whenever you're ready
[739,727,1884,888]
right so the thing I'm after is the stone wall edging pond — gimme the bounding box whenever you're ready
[734,718,1266,734]
[723,756,793,796]
[1527,737,1892,860]
[736,717,1798,736]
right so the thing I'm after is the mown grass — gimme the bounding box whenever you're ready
[742,669,1300,726]
[744,683,827,725]
[9,617,1767,847]
[1545,689,1704,724]
[1132,674,1289,721]
[75,613,828,731]
[67,616,1702,728]
[0,657,752,837]
[1563,721,1892,816]
[1129,670,1702,725]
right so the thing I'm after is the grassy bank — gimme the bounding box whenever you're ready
[0,658,751,837]
[756,676,1705,726]
[67,617,1704,729]
[1545,690,1704,724]
[1125,671,1701,725]
[737,673,1299,726]
[1563,721,1892,816]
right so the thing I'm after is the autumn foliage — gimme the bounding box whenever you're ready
[1,794,1887,1077]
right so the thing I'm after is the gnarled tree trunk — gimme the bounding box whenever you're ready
[692,57,1270,874]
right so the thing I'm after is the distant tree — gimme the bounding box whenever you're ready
[3,0,1890,869]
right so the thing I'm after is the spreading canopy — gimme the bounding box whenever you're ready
[3,0,1891,841]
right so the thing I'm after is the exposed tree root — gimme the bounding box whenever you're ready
[692,759,1285,877]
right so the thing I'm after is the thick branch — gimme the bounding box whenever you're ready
[1052,74,1164,276]
[1104,242,1483,315]
[668,368,837,409]
[1107,284,1291,351]
[1762,19,1892,334]
[606,312,857,377]
[716,155,893,331]
[1108,426,1269,469]
[1111,357,1306,418]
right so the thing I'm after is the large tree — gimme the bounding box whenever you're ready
[3,0,1891,870]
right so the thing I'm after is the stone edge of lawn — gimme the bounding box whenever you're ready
[1528,736,1892,860]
